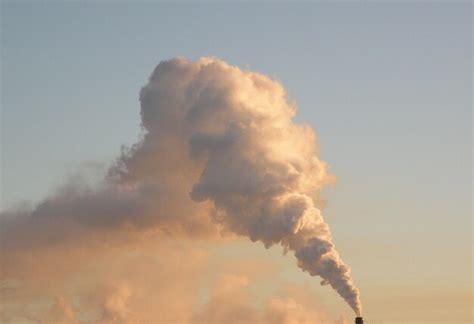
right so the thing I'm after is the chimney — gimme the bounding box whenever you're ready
[355,317,363,324]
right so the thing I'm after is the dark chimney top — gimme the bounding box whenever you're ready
[355,317,363,324]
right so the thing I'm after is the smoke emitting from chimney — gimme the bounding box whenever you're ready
[1,57,362,315]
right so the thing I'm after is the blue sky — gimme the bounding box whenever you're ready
[1,2,472,322]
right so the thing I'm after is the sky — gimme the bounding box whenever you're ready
[1,1,472,323]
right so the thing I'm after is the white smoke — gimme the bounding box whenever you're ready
[128,57,361,314]
[0,57,361,315]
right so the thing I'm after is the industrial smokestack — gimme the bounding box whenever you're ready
[355,316,364,324]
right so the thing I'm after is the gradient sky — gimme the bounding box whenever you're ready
[1,2,472,323]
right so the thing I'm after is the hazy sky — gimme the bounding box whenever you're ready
[1,2,472,323]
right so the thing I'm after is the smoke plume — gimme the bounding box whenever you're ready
[1,57,361,316]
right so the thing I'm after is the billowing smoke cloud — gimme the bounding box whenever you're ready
[0,57,361,316]
[126,57,361,313]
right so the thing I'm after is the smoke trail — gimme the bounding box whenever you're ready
[115,57,361,314]
[1,57,361,314]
